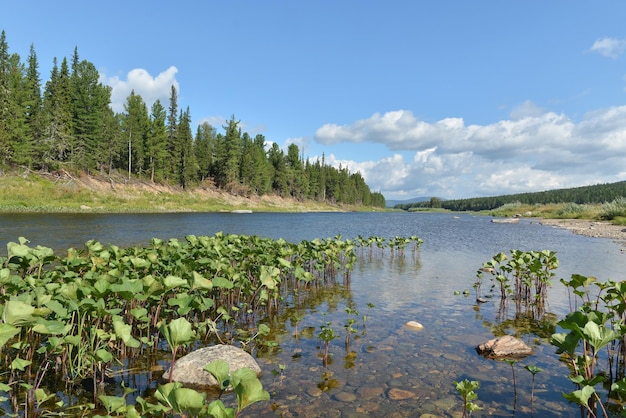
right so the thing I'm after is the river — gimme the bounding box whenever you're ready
[1,211,624,416]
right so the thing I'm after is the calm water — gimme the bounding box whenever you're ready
[1,212,625,416]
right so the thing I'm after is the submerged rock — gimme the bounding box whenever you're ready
[405,321,424,331]
[476,335,533,359]
[164,344,261,387]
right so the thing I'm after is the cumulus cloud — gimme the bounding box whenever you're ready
[100,66,180,113]
[588,37,626,59]
[314,104,626,199]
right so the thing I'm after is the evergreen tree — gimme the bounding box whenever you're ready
[0,30,10,166]
[268,142,288,196]
[147,100,168,182]
[122,91,150,177]
[165,85,178,180]
[194,121,216,181]
[5,52,30,167]
[41,57,73,169]
[70,54,112,172]
[25,44,43,168]
[251,134,272,194]
[176,107,196,189]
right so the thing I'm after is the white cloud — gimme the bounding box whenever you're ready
[101,66,179,113]
[314,104,626,200]
[588,37,626,59]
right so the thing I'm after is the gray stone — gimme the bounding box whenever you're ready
[476,335,533,359]
[164,344,261,387]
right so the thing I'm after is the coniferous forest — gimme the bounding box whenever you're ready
[0,30,386,208]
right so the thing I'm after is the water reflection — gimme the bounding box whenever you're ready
[1,212,624,416]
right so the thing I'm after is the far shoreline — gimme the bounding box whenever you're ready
[539,218,626,243]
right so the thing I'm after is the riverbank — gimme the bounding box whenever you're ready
[0,170,375,213]
[540,218,626,242]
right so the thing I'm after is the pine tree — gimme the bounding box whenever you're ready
[122,91,150,177]
[177,107,197,189]
[147,100,168,182]
[268,143,288,196]
[0,30,10,166]
[165,85,178,181]
[70,54,111,172]
[25,44,43,168]
[194,121,216,181]
[41,57,73,169]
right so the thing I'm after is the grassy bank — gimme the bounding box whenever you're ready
[0,171,371,213]
[483,201,626,225]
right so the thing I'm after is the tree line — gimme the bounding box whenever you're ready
[0,30,385,208]
[396,181,626,212]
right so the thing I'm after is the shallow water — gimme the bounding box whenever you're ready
[1,212,625,416]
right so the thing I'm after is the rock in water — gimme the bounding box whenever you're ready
[476,335,533,359]
[405,321,424,331]
[164,344,261,387]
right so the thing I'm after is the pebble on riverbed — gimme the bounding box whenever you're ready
[405,320,424,331]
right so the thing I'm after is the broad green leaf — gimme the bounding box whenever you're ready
[231,367,270,410]
[164,275,188,289]
[562,385,595,407]
[98,395,128,414]
[207,400,235,418]
[0,323,20,349]
[171,386,206,416]
[213,276,234,289]
[32,319,70,335]
[160,317,195,350]
[11,357,32,371]
[204,359,230,389]
[96,349,113,363]
[7,241,30,258]
[191,271,212,290]
[113,319,141,348]
[583,321,618,351]
[3,300,37,326]
[35,388,56,405]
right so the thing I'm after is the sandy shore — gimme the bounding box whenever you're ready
[539,219,626,243]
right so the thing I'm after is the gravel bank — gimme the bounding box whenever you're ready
[540,219,626,243]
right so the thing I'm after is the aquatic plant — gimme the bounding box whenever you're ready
[476,249,558,319]
[343,306,359,349]
[524,364,543,409]
[454,379,481,417]
[318,322,339,366]
[504,358,518,410]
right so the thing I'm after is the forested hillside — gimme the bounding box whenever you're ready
[0,30,385,208]
[396,181,626,211]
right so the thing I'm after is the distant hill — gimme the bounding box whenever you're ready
[385,196,432,208]
[395,181,626,212]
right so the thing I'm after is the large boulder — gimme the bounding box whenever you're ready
[475,335,533,359]
[163,344,262,388]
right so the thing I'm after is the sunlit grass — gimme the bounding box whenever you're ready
[0,173,363,213]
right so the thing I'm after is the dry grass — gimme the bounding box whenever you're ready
[0,171,358,213]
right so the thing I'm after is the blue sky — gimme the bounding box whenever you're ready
[3,1,626,200]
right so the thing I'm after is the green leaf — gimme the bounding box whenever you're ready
[3,300,37,326]
[207,400,235,418]
[583,321,618,351]
[204,359,231,390]
[164,275,188,289]
[170,386,206,416]
[160,317,195,351]
[0,323,20,349]
[113,318,142,348]
[98,395,128,414]
[212,276,234,289]
[191,271,213,290]
[231,367,270,411]
[562,385,595,407]
[11,357,32,371]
